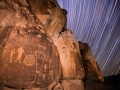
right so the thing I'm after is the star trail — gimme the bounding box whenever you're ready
[57,0,120,76]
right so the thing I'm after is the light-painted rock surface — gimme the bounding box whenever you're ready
[61,79,84,90]
[52,30,85,78]
[0,0,63,89]
[0,0,104,90]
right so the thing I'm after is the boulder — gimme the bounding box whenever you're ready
[53,82,63,90]
[61,79,84,90]
[52,30,85,78]
[0,0,62,89]
[0,26,61,89]
[79,41,104,82]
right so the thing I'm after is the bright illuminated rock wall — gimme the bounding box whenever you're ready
[0,0,103,90]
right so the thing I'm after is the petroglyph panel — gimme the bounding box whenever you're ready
[0,28,61,88]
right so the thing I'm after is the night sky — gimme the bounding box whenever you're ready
[57,0,120,76]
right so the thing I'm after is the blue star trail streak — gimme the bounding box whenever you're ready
[57,0,120,76]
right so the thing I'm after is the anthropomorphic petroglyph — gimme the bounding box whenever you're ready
[49,70,54,80]
[30,44,47,84]
[10,48,17,63]
[44,64,47,72]
[15,47,25,63]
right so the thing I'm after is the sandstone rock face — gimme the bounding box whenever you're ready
[28,0,67,37]
[0,0,104,90]
[52,30,85,78]
[79,42,104,82]
[53,82,63,90]
[0,0,62,89]
[0,28,61,88]
[61,80,84,90]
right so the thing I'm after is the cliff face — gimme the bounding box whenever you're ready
[0,0,103,90]
[0,0,62,89]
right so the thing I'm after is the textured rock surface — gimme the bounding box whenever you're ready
[79,41,104,82]
[0,0,104,90]
[52,30,85,78]
[0,0,62,89]
[0,0,85,90]
[53,82,63,90]
[61,79,84,90]
[28,0,67,37]
[0,28,61,88]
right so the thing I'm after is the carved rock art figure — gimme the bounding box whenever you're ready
[23,55,35,66]
[15,47,25,63]
[10,48,16,63]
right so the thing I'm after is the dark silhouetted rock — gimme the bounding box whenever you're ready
[84,74,120,90]
[79,41,104,82]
